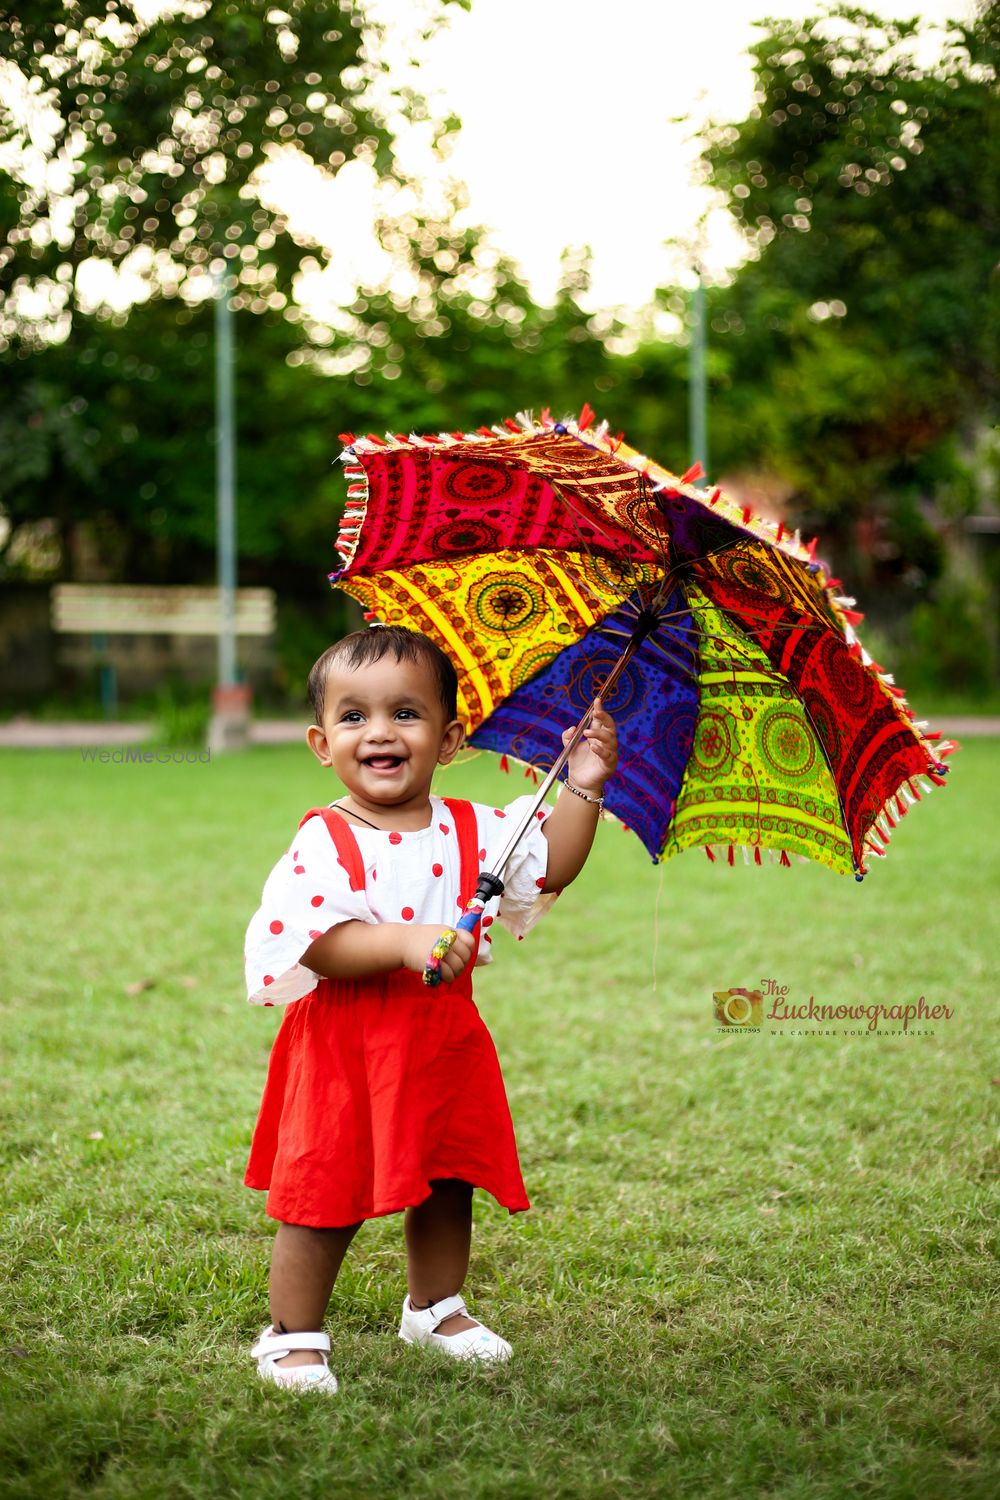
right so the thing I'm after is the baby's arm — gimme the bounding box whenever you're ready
[540,698,618,892]
[301,922,475,983]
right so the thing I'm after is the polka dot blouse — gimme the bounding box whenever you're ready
[244,794,555,1007]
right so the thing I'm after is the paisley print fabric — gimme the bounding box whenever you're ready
[332,418,952,876]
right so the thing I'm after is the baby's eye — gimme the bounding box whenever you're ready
[340,710,364,723]
[395,709,419,720]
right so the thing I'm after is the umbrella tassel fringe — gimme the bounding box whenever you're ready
[703,841,796,868]
[862,751,952,866]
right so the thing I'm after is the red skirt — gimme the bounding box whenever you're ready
[244,964,530,1228]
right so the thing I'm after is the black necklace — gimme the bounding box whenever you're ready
[331,800,384,831]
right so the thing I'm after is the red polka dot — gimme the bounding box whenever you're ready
[484,933,492,943]
[293,865,305,875]
[432,863,444,877]
[264,1001,274,1007]
[371,869,377,881]
[311,895,324,907]
[263,975,274,985]
[293,850,299,861]
[517,934,524,941]
[535,877,546,889]
[483,915,494,927]
[494,809,506,819]
[536,810,546,821]
[389,831,402,845]
[269,919,284,934]
[401,906,415,921]
[308,930,322,940]
[439,823,450,834]
[478,847,486,861]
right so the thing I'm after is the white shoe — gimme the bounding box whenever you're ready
[398,1294,512,1363]
[250,1326,339,1393]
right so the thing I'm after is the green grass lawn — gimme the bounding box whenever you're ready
[1,740,998,1499]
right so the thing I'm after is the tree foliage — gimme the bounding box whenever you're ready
[0,223,618,695]
[0,233,615,568]
[691,1,998,522]
[0,0,463,347]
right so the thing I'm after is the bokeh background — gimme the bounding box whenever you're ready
[0,0,997,727]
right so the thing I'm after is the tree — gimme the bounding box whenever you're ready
[694,0,998,523]
[0,0,465,348]
[0,213,622,700]
[0,228,617,571]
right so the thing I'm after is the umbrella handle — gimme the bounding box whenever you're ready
[422,872,505,988]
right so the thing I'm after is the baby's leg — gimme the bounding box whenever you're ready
[404,1179,479,1336]
[269,1220,362,1367]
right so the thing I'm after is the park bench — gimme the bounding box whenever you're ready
[52,583,275,716]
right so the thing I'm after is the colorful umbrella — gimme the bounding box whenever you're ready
[328,406,957,889]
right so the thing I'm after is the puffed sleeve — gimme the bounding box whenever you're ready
[244,814,376,1006]
[480,793,559,944]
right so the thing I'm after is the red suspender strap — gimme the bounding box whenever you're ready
[297,807,366,893]
[440,797,481,907]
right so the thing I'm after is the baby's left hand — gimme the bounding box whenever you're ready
[562,697,618,794]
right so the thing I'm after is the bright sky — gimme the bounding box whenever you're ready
[303,0,976,315]
[416,0,976,306]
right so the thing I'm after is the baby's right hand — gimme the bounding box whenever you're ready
[401,924,476,983]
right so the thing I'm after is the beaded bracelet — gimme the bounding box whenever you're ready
[422,925,459,987]
[563,778,604,810]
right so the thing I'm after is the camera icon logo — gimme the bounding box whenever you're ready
[713,988,763,1027]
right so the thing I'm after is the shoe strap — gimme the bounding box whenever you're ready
[252,1330,331,1360]
[422,1294,468,1328]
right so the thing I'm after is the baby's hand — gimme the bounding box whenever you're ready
[401,924,476,984]
[563,697,618,794]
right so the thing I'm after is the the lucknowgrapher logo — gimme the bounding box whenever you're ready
[714,979,953,1034]
[714,988,764,1026]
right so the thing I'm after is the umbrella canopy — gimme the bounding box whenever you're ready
[329,408,957,880]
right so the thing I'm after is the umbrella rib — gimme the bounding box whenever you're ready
[660,533,828,616]
[596,603,820,689]
[657,621,810,690]
[546,473,664,599]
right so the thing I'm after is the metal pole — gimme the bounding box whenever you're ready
[214,266,237,688]
[688,264,708,476]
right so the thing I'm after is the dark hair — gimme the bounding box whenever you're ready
[308,626,459,722]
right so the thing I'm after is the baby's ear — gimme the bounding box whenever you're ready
[437,718,465,765]
[306,723,333,766]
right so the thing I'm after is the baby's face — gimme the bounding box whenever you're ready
[310,653,462,810]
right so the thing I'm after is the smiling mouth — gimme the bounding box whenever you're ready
[363,755,405,772]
